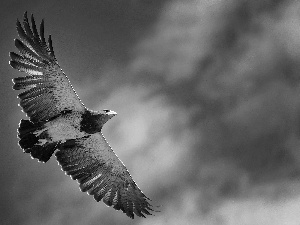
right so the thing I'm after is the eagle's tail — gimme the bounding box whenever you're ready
[18,119,58,162]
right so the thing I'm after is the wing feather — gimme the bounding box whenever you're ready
[30,14,39,39]
[10,12,85,123]
[13,74,49,90]
[23,12,34,39]
[14,39,45,63]
[10,52,42,67]
[56,133,154,219]
[48,35,55,58]
[10,61,43,75]
[40,19,47,48]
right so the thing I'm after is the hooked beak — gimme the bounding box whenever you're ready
[107,110,117,116]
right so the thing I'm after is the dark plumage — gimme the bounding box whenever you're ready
[10,12,156,219]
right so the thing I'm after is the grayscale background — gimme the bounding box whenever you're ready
[1,0,300,224]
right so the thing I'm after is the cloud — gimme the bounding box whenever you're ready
[130,0,232,84]
[272,1,300,58]
[98,85,195,190]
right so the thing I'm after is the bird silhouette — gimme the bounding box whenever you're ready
[9,12,155,219]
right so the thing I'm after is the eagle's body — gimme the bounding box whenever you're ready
[9,12,154,219]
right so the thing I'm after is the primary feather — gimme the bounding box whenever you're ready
[10,12,155,219]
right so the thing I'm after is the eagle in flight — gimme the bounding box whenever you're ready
[9,12,155,219]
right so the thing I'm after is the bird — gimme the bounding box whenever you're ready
[9,12,155,219]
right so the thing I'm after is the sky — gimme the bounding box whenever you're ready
[2,0,300,224]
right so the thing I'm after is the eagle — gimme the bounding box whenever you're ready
[9,12,155,219]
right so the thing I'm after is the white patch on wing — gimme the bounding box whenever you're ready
[103,188,113,206]
[36,139,48,145]
[105,188,112,198]
[113,190,118,205]
[84,173,102,186]
[33,127,48,136]
[87,179,105,195]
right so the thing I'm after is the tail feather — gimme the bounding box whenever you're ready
[18,119,58,162]
[18,119,39,138]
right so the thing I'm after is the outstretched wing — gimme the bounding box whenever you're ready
[55,133,154,219]
[9,12,85,123]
